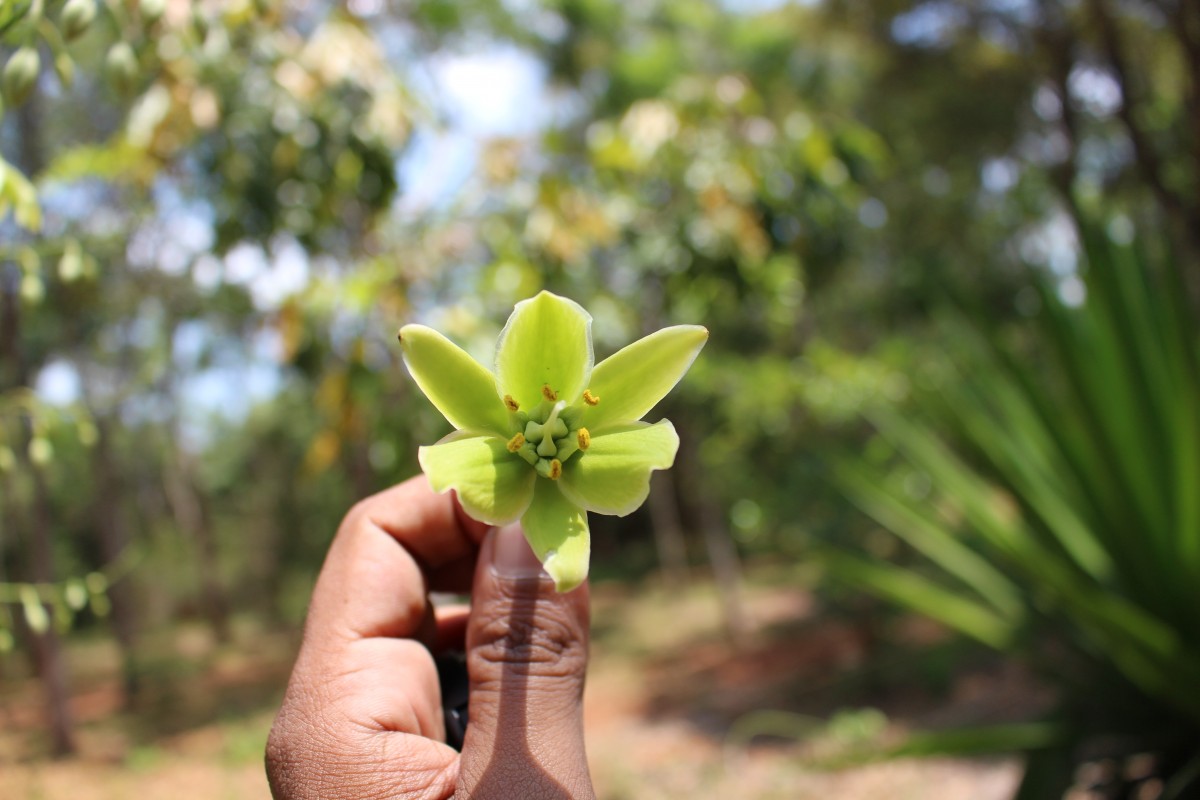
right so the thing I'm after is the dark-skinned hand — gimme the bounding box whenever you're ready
[266,476,595,799]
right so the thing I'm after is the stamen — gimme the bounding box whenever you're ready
[517,442,540,465]
[577,427,590,451]
[541,384,558,402]
[506,433,525,453]
[582,389,600,406]
[504,395,520,412]
[535,458,562,479]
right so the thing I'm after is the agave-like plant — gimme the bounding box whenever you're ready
[829,225,1200,798]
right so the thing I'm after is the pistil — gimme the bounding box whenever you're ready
[508,392,591,479]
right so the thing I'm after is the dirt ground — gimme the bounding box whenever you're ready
[0,572,1029,799]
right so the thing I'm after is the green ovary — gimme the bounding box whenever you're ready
[506,384,592,480]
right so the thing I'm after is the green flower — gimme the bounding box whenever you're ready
[399,291,707,591]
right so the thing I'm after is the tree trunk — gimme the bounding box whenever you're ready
[163,445,231,643]
[647,470,690,586]
[27,466,78,757]
[92,417,141,701]
[1,284,77,756]
[676,421,749,643]
[1,91,78,749]
[697,488,750,644]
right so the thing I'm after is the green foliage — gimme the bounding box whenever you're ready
[832,226,1200,793]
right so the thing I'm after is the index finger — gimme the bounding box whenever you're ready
[304,475,490,644]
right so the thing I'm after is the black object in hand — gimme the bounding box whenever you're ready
[435,651,469,751]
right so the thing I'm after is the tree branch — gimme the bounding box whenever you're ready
[1034,0,1081,203]
[1085,0,1194,226]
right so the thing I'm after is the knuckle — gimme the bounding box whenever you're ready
[470,589,588,679]
[339,499,373,537]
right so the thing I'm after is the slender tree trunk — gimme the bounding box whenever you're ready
[676,421,748,643]
[647,471,690,586]
[27,466,77,756]
[92,417,141,701]
[2,92,78,752]
[164,445,230,643]
[1,290,77,756]
[2,271,77,756]
[697,489,749,644]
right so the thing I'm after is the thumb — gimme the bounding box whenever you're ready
[455,524,595,800]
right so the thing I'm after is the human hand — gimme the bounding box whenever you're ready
[265,476,595,799]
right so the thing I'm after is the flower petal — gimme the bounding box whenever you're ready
[418,431,536,525]
[495,291,593,410]
[582,325,707,429]
[400,324,511,434]
[521,479,590,592]
[558,420,679,516]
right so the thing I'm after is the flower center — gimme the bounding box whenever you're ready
[506,384,594,480]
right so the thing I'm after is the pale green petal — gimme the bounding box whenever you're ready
[558,420,679,516]
[521,479,590,592]
[495,291,593,411]
[419,431,536,525]
[583,325,707,429]
[400,325,511,434]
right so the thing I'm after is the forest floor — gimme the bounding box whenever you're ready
[0,566,1038,799]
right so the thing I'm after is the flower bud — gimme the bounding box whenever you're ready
[140,0,165,27]
[20,274,44,304]
[58,239,84,281]
[60,0,97,41]
[192,8,210,39]
[28,436,54,465]
[105,42,138,96]
[21,586,49,634]
[3,46,40,106]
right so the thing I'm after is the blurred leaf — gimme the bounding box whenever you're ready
[836,225,1200,783]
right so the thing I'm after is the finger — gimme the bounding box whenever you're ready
[305,476,489,645]
[268,477,486,800]
[433,603,471,653]
[288,478,484,748]
[456,525,595,800]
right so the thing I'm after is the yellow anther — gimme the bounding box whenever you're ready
[548,459,562,480]
[506,433,525,453]
[577,427,591,451]
[504,395,520,412]
[541,384,558,402]
[582,389,600,406]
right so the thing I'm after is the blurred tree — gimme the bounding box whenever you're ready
[1,0,412,752]
[825,0,1200,308]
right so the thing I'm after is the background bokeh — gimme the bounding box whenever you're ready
[2,1,1198,797]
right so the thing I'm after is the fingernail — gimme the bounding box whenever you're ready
[492,524,547,579]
